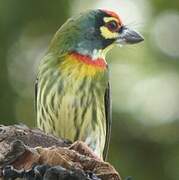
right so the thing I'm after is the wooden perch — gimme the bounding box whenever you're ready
[0,125,121,180]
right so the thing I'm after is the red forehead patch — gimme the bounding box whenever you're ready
[101,9,122,24]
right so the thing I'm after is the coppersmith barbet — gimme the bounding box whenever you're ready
[35,9,144,160]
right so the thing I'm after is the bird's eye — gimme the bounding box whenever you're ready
[106,21,119,32]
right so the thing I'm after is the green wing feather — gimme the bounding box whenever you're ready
[35,78,38,112]
[103,82,112,161]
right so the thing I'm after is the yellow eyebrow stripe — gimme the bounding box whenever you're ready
[103,17,119,23]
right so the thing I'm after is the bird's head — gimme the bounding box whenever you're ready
[49,9,144,60]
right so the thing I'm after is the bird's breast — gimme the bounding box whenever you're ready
[37,52,109,157]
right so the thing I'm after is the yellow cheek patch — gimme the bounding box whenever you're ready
[100,26,119,39]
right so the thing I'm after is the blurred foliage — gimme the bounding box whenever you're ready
[0,0,179,180]
[0,0,70,125]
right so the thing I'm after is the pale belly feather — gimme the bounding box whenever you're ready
[38,84,106,157]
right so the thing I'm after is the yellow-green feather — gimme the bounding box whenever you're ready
[36,53,109,158]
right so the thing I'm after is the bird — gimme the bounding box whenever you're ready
[35,9,144,160]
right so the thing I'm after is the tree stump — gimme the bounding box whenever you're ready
[0,125,121,180]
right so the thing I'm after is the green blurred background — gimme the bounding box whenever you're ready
[0,0,179,179]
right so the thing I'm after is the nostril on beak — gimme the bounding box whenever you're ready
[118,26,125,33]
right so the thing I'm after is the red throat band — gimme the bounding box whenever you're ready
[70,52,107,68]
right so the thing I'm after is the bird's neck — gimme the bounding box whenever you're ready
[54,50,108,78]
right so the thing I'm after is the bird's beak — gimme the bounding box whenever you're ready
[116,26,144,45]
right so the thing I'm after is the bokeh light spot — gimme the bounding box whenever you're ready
[152,11,179,58]
[7,31,49,98]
